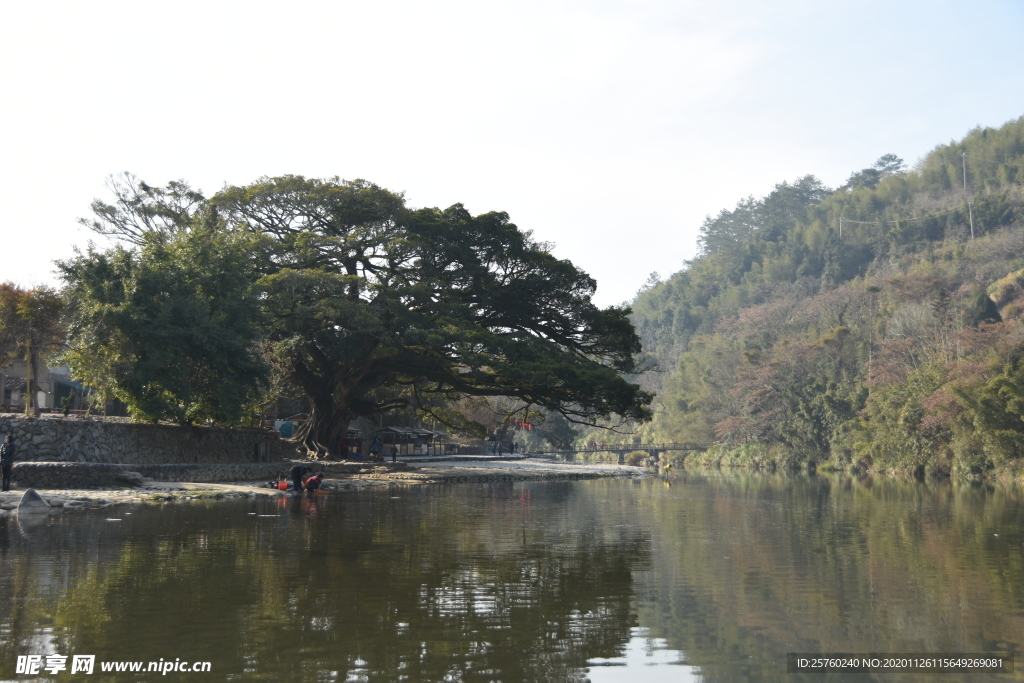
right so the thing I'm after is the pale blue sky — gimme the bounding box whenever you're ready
[1,0,1021,305]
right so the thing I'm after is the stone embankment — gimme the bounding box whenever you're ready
[0,414,285,464]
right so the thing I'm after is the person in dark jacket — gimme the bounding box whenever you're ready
[290,464,310,493]
[1,434,16,492]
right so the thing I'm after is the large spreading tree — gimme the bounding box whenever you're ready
[72,173,652,456]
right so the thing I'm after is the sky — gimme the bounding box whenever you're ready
[1,0,1022,306]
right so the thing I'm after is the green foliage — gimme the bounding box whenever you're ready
[621,450,649,466]
[71,174,652,454]
[965,285,1002,325]
[78,172,206,245]
[843,153,907,190]
[859,364,947,469]
[635,115,1024,477]
[0,284,66,361]
[535,411,580,450]
[954,349,1024,470]
[0,284,66,413]
[60,227,268,425]
[218,177,652,455]
[685,442,805,470]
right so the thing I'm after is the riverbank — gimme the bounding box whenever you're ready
[662,442,1024,483]
[0,456,649,513]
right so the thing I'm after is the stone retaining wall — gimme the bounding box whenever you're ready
[12,463,141,489]
[0,414,288,464]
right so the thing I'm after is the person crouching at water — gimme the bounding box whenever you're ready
[290,464,311,492]
[304,473,324,493]
[1,434,15,492]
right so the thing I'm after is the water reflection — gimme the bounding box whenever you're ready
[0,474,1022,682]
[632,472,1024,682]
[587,627,697,682]
[0,482,648,682]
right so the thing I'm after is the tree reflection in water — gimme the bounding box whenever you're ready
[631,472,1024,683]
[1,474,1022,682]
[0,481,650,682]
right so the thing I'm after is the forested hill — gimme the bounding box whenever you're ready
[630,115,1024,476]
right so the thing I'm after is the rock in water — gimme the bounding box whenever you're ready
[18,489,51,510]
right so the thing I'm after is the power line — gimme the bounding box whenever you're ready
[925,151,1024,166]
[837,150,984,236]
[958,151,1022,162]
[838,202,965,226]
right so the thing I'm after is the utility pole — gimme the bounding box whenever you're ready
[962,152,975,239]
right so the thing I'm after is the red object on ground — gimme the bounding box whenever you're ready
[277,481,288,491]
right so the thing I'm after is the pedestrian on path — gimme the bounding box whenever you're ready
[1,434,16,492]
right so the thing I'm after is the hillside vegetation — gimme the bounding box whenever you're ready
[631,116,1024,476]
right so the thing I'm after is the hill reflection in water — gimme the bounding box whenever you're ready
[0,474,1021,682]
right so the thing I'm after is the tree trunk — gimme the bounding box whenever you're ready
[25,342,35,417]
[294,391,353,460]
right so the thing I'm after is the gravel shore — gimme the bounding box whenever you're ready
[0,456,649,513]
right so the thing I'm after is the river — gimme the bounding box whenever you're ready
[1,472,1021,681]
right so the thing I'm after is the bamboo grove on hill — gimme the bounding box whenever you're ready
[630,116,1024,476]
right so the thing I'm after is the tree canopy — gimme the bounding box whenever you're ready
[59,225,268,424]
[0,284,66,414]
[629,114,1024,475]
[68,174,652,454]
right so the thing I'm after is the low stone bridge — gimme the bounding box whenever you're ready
[533,443,709,465]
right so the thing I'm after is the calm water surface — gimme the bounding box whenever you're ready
[1,473,1022,682]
